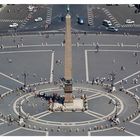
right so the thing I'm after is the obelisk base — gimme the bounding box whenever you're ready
[64,93,73,103]
[64,82,73,103]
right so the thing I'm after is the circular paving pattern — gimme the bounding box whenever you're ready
[1,82,139,133]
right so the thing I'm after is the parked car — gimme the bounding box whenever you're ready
[128,4,135,8]
[77,17,84,25]
[106,26,118,32]
[125,19,135,24]
[102,20,112,27]
[9,23,18,28]
[34,17,43,22]
[28,5,34,11]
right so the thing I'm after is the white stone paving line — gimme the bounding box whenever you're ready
[130,121,140,126]
[126,84,140,91]
[0,49,52,54]
[35,112,52,119]
[87,49,140,53]
[21,127,48,136]
[33,110,50,117]
[87,110,104,117]
[13,87,123,126]
[50,51,54,83]
[88,127,116,136]
[0,122,5,126]
[88,127,138,136]
[1,127,21,136]
[131,114,140,123]
[85,110,104,121]
[86,92,102,99]
[116,127,138,136]
[86,50,140,83]
[85,50,89,82]
[114,71,140,85]
[0,72,24,85]
[0,85,12,91]
[87,94,103,101]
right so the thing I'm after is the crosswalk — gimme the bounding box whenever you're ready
[101,7,120,27]
[0,19,23,22]
[121,24,140,28]
[87,7,94,26]
[46,7,52,25]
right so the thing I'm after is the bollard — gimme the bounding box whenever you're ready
[94,126,97,130]
[127,116,130,121]
[72,109,76,112]
[69,128,72,132]
[123,119,126,122]
[105,124,108,128]
[100,125,103,129]
[82,128,85,132]
[77,42,79,47]
[110,122,114,127]
[28,125,31,128]
[85,107,88,110]
[76,128,79,132]
[33,126,36,129]
[51,128,53,132]
[88,127,91,131]
[81,108,85,112]
[45,128,48,131]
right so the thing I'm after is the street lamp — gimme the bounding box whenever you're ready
[115,101,118,118]
[109,71,116,92]
[22,72,29,88]
[17,102,22,120]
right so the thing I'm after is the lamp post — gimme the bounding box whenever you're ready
[17,102,22,120]
[109,71,116,92]
[22,72,28,88]
[115,101,118,118]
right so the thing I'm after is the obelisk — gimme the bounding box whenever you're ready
[64,14,73,103]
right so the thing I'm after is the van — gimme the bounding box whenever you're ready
[102,20,112,27]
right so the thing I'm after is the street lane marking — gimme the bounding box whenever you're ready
[126,84,140,91]
[0,85,12,91]
[1,127,21,136]
[85,50,89,82]
[50,51,54,83]
[0,72,24,85]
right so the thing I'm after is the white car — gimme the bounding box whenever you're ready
[128,4,135,8]
[9,23,18,28]
[125,19,135,24]
[106,26,118,32]
[34,17,43,22]
[28,5,34,11]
